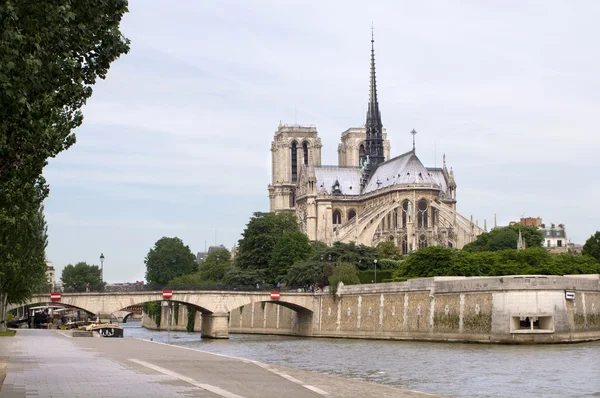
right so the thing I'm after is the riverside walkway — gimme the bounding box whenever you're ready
[0,330,441,398]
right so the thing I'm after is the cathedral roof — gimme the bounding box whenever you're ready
[362,150,441,194]
[314,166,362,195]
[426,167,448,193]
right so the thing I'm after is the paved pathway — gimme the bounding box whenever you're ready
[0,330,442,397]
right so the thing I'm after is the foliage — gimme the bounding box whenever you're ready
[463,225,543,252]
[0,0,129,332]
[392,246,600,280]
[328,262,360,293]
[0,198,49,331]
[377,241,402,260]
[283,260,332,287]
[582,232,600,262]
[312,241,378,270]
[199,248,231,283]
[235,212,309,284]
[187,307,196,332]
[61,262,103,292]
[145,237,197,285]
[143,302,161,328]
[269,231,312,281]
[221,266,267,287]
[0,0,130,184]
[169,248,233,287]
[357,270,394,284]
[377,259,403,270]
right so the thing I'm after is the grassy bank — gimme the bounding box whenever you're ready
[0,330,16,337]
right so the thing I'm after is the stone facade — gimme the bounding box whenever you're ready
[230,275,600,344]
[267,37,485,251]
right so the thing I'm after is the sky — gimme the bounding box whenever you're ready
[43,0,600,283]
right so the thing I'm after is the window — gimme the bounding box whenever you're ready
[291,142,298,182]
[557,240,562,247]
[303,142,309,166]
[417,199,428,228]
[332,210,342,225]
[401,235,408,255]
[547,240,551,247]
[418,234,427,249]
[348,209,356,221]
[402,200,412,228]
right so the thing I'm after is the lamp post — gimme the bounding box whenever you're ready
[99,253,105,287]
[374,259,378,284]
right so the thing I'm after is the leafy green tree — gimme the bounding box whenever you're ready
[145,237,197,285]
[582,232,600,262]
[0,0,130,184]
[312,241,377,270]
[0,198,48,331]
[0,1,129,331]
[463,225,543,252]
[284,260,333,288]
[200,248,231,283]
[269,231,312,281]
[328,262,360,293]
[235,212,308,284]
[61,262,103,292]
[377,241,402,260]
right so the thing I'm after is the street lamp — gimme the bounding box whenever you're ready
[99,253,105,286]
[374,259,378,284]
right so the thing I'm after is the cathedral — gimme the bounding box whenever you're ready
[268,35,484,253]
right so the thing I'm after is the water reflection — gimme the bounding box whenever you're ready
[121,322,600,398]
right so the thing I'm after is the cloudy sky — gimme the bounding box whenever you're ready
[43,0,600,282]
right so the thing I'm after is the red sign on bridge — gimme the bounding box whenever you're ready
[50,292,61,302]
[162,290,173,299]
[270,292,280,300]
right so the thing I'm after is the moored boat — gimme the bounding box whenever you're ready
[84,323,124,338]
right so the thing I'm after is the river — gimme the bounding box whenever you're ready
[121,322,600,397]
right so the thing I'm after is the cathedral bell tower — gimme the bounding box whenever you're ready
[361,31,385,187]
[268,123,322,212]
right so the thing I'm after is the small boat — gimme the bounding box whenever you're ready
[84,323,124,338]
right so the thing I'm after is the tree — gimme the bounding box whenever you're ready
[582,232,600,262]
[463,225,543,252]
[0,0,129,331]
[312,241,377,270]
[328,262,360,294]
[0,197,48,331]
[269,231,312,281]
[377,241,402,260]
[61,262,103,292]
[145,237,197,285]
[0,0,130,184]
[235,212,308,284]
[284,260,326,287]
[170,247,233,287]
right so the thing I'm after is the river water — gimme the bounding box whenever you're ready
[121,322,600,397]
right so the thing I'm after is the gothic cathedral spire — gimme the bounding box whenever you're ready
[364,29,385,171]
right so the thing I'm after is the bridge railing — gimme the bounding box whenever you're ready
[40,284,311,294]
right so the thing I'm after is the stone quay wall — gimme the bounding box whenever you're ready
[229,275,600,344]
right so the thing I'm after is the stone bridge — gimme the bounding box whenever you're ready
[8,290,317,339]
